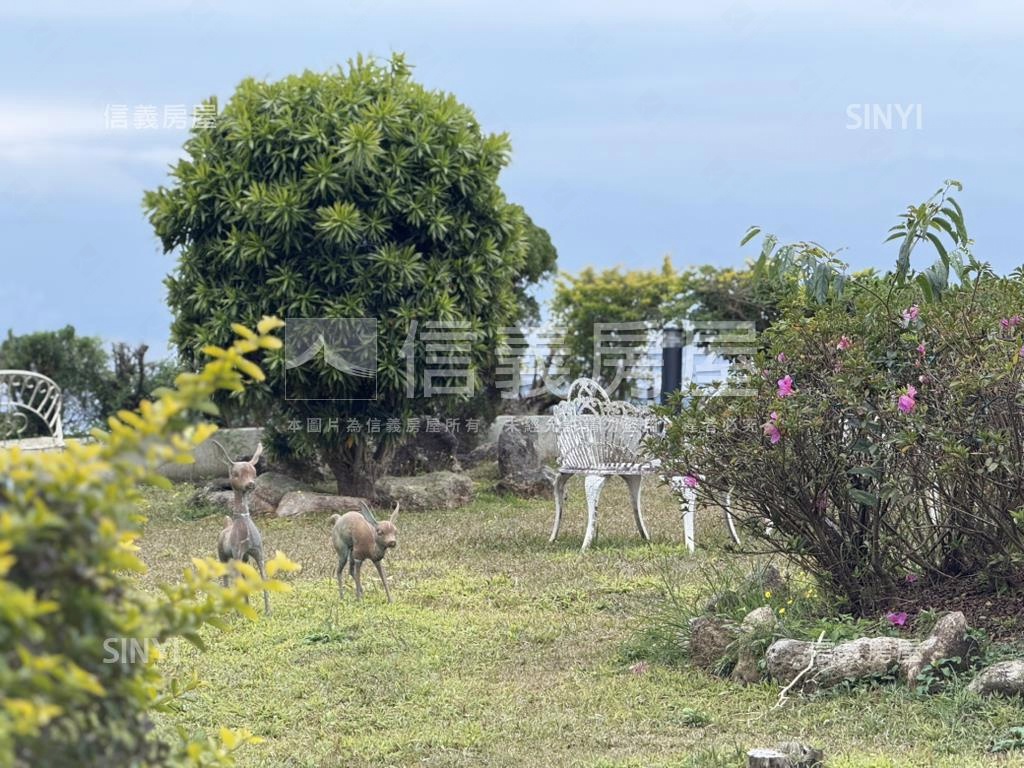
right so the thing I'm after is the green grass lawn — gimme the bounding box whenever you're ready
[136,474,1024,768]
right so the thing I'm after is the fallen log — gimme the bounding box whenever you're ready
[766,611,976,692]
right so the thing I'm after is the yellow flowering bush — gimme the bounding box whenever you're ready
[0,318,299,767]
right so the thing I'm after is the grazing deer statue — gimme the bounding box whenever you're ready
[329,501,399,602]
[212,441,271,615]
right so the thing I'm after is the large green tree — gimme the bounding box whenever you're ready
[145,54,550,494]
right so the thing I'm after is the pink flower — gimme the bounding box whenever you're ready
[837,336,852,351]
[776,352,788,363]
[905,573,919,584]
[898,385,917,414]
[917,342,926,357]
[777,375,795,398]
[762,411,781,444]
[886,611,909,627]
[901,305,920,326]
[1001,315,1023,331]
[682,474,699,489]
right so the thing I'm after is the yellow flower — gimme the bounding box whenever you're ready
[764,591,772,600]
[779,607,786,615]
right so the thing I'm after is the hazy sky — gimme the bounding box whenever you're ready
[1,0,1022,354]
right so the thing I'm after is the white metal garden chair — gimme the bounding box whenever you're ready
[549,378,661,551]
[0,371,65,452]
[550,378,746,552]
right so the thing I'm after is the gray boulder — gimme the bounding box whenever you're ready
[159,427,263,483]
[967,661,1024,698]
[388,425,461,476]
[189,471,315,516]
[460,441,498,468]
[688,616,737,672]
[275,491,369,518]
[732,606,777,684]
[251,472,315,511]
[375,471,474,512]
[903,611,978,687]
[497,418,553,497]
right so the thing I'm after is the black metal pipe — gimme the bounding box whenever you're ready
[660,326,683,403]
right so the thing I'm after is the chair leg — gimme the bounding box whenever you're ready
[550,472,571,543]
[622,474,649,541]
[582,474,607,551]
[682,486,697,553]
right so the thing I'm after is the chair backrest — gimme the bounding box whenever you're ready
[553,378,662,472]
[0,370,64,444]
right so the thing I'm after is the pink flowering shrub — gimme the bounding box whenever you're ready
[656,274,1024,611]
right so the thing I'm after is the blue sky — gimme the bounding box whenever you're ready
[1,0,1022,355]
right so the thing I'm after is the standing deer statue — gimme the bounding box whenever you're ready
[329,501,399,602]
[212,441,271,614]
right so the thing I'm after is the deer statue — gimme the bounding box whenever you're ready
[329,501,399,602]
[211,440,271,615]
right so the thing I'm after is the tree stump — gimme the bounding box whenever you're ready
[747,749,790,767]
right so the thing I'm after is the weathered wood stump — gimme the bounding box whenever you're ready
[748,742,824,767]
[747,749,790,767]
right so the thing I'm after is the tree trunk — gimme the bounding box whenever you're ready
[323,441,379,498]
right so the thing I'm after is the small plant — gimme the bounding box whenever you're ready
[914,656,964,695]
[675,708,711,727]
[990,726,1024,754]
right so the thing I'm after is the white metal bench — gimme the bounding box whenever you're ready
[0,370,65,452]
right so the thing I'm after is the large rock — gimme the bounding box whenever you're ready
[903,611,978,686]
[251,472,315,511]
[967,661,1024,698]
[688,616,737,672]
[189,471,315,516]
[159,427,264,483]
[459,441,497,469]
[497,418,553,497]
[487,416,559,463]
[732,606,777,684]
[766,611,974,692]
[275,491,369,518]
[388,425,461,476]
[375,471,474,512]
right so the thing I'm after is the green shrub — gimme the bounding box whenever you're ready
[0,318,299,767]
[657,260,1024,612]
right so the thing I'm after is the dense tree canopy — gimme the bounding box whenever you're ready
[145,54,551,493]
